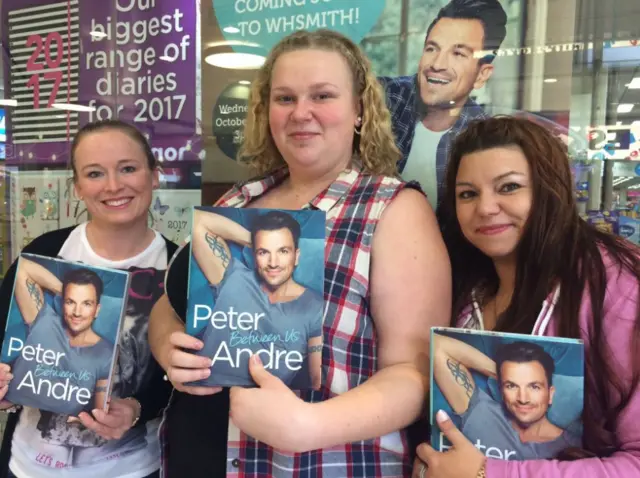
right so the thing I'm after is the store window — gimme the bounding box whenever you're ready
[0,0,636,279]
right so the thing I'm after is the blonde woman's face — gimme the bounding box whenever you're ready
[268,49,360,176]
[73,130,158,229]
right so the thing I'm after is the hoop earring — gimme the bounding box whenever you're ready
[354,116,362,135]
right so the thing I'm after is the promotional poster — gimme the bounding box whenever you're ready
[430,327,584,461]
[186,206,326,389]
[203,0,529,193]
[1,253,129,416]
[1,0,202,166]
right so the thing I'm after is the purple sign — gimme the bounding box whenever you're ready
[2,0,201,166]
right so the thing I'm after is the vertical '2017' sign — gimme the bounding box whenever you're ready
[25,32,65,109]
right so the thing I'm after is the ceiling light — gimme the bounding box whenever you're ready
[205,52,265,70]
[0,99,17,107]
[223,26,240,34]
[239,80,251,85]
[544,78,558,83]
[628,77,640,89]
[52,102,96,112]
[89,30,107,39]
[617,104,634,114]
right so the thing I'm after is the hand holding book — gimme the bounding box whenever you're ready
[76,397,142,441]
[415,410,487,478]
[0,363,14,410]
[229,354,314,453]
[162,330,222,396]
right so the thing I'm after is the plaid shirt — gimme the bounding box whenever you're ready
[161,165,416,478]
[378,74,488,204]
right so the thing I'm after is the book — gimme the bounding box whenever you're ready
[1,253,130,416]
[185,206,326,389]
[430,327,584,461]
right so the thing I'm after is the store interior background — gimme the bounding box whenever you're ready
[0,0,636,269]
[0,2,635,299]
[0,0,636,441]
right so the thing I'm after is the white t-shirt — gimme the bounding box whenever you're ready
[10,223,169,478]
[401,121,448,209]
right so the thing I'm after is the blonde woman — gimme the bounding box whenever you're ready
[149,29,451,478]
[0,120,177,478]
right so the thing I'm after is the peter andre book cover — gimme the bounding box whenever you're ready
[430,327,585,461]
[1,253,130,416]
[186,206,326,390]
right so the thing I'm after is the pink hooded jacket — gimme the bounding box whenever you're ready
[456,252,640,477]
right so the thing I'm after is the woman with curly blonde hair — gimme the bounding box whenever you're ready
[149,29,451,478]
[239,29,401,177]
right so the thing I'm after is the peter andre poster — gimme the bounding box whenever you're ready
[1,253,130,416]
[186,206,326,390]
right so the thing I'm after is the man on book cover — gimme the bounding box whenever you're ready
[432,334,581,460]
[5,258,112,417]
[191,209,323,389]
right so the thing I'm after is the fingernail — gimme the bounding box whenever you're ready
[436,410,450,424]
[92,409,100,416]
[252,354,262,366]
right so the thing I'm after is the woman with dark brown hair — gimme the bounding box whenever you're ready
[413,116,640,477]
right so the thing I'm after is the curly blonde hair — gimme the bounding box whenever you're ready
[238,29,400,176]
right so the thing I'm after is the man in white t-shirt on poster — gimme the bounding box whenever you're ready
[380,0,507,209]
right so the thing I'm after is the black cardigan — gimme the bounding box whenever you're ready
[0,226,178,477]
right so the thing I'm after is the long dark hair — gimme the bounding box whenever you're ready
[438,116,640,456]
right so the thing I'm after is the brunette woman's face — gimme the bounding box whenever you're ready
[73,129,158,229]
[454,145,532,260]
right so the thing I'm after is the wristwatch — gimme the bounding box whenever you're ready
[124,397,142,427]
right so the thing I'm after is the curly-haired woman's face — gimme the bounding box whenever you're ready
[454,145,532,261]
[268,49,360,176]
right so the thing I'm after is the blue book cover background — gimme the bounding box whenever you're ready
[186,206,326,389]
[1,253,129,416]
[430,327,584,461]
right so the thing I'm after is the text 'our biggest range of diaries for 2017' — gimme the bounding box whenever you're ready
[0,207,588,466]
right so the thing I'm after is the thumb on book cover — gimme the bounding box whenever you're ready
[249,354,280,389]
